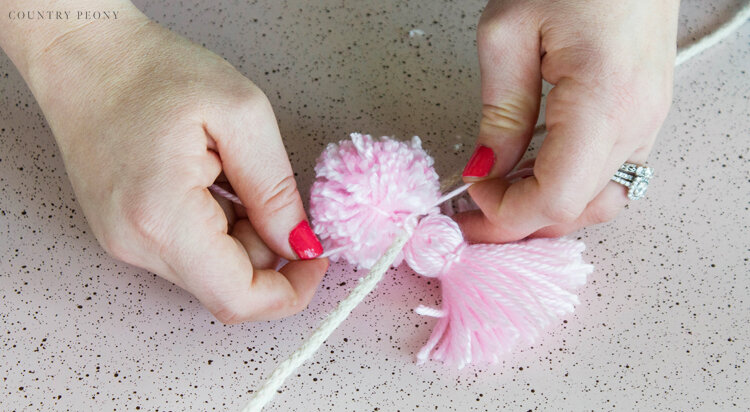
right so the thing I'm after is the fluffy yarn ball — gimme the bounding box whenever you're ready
[310,133,441,268]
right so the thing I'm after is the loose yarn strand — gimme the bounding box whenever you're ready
[208,184,243,205]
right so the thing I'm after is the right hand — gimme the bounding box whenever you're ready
[18,5,328,322]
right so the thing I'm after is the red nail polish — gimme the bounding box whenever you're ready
[462,145,496,177]
[289,220,323,260]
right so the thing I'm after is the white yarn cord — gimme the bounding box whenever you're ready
[242,184,472,412]
[242,231,412,412]
[233,7,749,410]
[675,1,750,66]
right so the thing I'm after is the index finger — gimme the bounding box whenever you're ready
[163,187,328,322]
[457,77,620,243]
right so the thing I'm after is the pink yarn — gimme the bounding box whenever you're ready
[309,134,593,367]
[402,214,592,368]
[310,133,440,268]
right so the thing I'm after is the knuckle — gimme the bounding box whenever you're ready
[478,2,536,44]
[654,98,672,122]
[270,296,300,316]
[599,70,672,127]
[259,175,300,217]
[234,87,272,117]
[213,303,244,325]
[290,293,312,314]
[476,17,500,46]
[202,282,252,325]
[210,293,253,325]
[211,290,306,324]
[99,231,130,261]
[543,44,614,86]
[480,102,529,134]
[477,6,505,43]
[605,78,672,136]
[266,292,309,318]
[588,203,621,224]
[535,225,569,239]
[121,196,170,250]
[541,195,584,224]
[582,49,626,83]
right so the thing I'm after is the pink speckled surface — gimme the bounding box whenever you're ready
[1,1,748,410]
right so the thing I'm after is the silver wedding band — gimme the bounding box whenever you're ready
[611,162,653,200]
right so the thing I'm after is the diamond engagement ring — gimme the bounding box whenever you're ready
[611,162,653,200]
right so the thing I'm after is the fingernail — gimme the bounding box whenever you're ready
[289,220,323,260]
[462,144,495,178]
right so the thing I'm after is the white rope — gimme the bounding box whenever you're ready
[675,1,750,66]
[242,184,472,411]
[237,6,749,410]
[241,230,412,412]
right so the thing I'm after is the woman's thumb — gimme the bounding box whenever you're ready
[206,92,322,261]
[464,8,542,181]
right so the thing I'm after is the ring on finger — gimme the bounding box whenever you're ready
[610,162,653,200]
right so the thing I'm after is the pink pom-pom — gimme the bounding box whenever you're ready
[403,214,593,368]
[310,133,441,268]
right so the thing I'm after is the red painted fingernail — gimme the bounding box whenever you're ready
[462,144,496,178]
[289,220,323,260]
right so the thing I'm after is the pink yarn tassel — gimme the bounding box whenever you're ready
[402,215,593,368]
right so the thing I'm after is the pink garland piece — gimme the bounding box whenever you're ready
[310,133,441,269]
[403,215,592,368]
[310,133,593,368]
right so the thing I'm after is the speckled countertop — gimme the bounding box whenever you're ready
[1,1,748,411]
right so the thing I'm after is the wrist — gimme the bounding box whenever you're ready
[0,1,142,76]
[1,2,158,150]
[0,1,151,116]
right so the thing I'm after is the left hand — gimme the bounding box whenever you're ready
[458,0,679,242]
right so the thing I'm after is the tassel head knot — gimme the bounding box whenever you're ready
[403,214,465,278]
